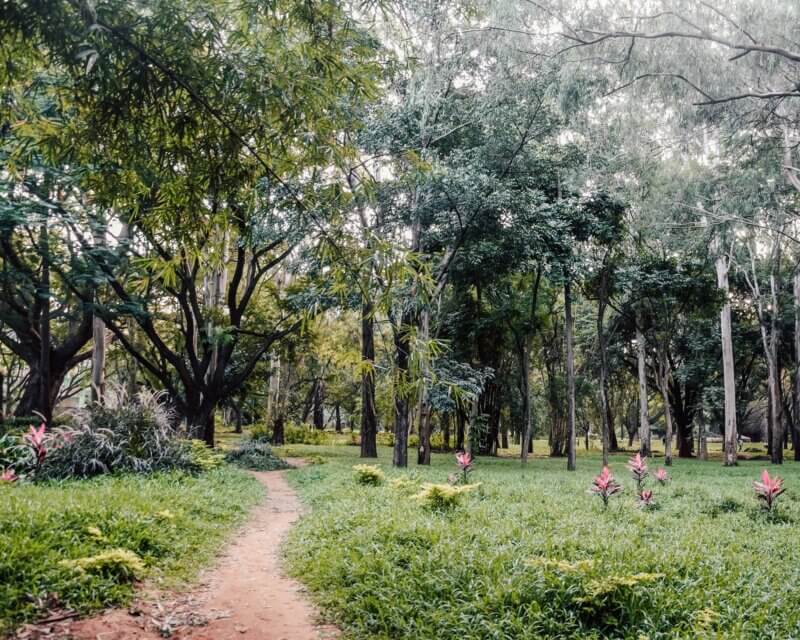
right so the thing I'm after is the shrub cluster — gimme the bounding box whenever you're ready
[32,391,195,480]
[225,440,292,471]
[353,464,385,485]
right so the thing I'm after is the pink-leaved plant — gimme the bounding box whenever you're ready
[654,468,669,485]
[455,451,473,483]
[637,489,655,509]
[626,452,649,490]
[24,423,47,468]
[1,468,17,483]
[753,470,785,511]
[590,466,623,507]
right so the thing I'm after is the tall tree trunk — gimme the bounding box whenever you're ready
[769,271,783,464]
[520,336,533,463]
[91,317,106,404]
[91,223,106,404]
[456,408,465,451]
[606,386,619,450]
[636,312,651,457]
[38,222,52,425]
[794,270,800,460]
[360,304,378,457]
[597,268,611,467]
[417,307,433,465]
[657,352,674,466]
[313,379,325,430]
[565,280,576,471]
[716,252,738,466]
[335,404,342,433]
[393,323,411,467]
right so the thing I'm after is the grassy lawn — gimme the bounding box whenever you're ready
[284,444,800,639]
[0,468,262,634]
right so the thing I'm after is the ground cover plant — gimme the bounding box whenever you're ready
[285,446,800,640]
[0,468,262,633]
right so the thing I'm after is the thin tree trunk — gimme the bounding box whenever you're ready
[769,271,783,464]
[794,270,800,460]
[91,317,106,404]
[716,252,738,466]
[520,337,533,463]
[313,379,325,430]
[597,266,611,467]
[38,222,52,425]
[417,307,432,465]
[658,352,674,466]
[359,303,378,456]
[393,323,411,467]
[565,280,576,471]
[636,312,651,457]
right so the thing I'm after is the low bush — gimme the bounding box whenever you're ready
[60,548,146,582]
[187,440,226,471]
[413,482,479,510]
[285,423,330,445]
[32,390,195,480]
[225,440,292,471]
[248,422,272,442]
[353,464,385,485]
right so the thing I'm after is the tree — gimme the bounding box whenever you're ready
[2,0,381,443]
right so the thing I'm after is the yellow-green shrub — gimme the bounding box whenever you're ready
[60,549,146,581]
[353,464,385,485]
[187,440,225,471]
[413,482,479,509]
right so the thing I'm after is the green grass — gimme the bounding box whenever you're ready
[285,445,800,639]
[0,467,262,634]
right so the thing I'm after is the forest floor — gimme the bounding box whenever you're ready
[15,461,338,640]
[280,443,800,639]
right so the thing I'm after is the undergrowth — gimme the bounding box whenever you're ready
[285,448,800,639]
[0,467,261,633]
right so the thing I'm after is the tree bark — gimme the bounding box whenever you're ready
[38,222,52,425]
[360,302,378,457]
[313,379,325,430]
[716,252,738,466]
[657,352,674,466]
[417,307,433,465]
[794,270,800,461]
[520,336,534,463]
[393,323,411,467]
[636,312,651,457]
[565,280,576,471]
[91,317,106,404]
[597,266,611,467]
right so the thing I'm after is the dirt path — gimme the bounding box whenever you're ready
[42,462,337,640]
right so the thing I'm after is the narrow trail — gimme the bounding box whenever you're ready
[60,461,338,640]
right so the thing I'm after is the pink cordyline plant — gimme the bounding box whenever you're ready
[24,423,47,467]
[637,489,655,509]
[753,470,785,511]
[589,466,623,507]
[654,468,669,485]
[455,451,473,483]
[1,468,17,483]
[626,452,649,490]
